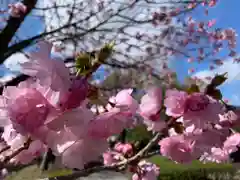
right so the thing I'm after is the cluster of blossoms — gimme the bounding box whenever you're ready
[0,1,239,177]
[1,1,240,180]
[0,41,240,180]
[8,2,27,17]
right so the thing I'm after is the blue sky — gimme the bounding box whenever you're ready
[170,0,240,105]
[1,0,240,105]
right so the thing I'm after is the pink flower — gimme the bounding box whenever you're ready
[223,133,240,153]
[87,108,133,139]
[61,136,108,169]
[0,84,53,134]
[57,77,89,111]
[200,148,230,163]
[207,19,216,28]
[11,140,45,164]
[218,111,239,127]
[102,151,120,166]
[46,106,94,138]
[144,120,166,132]
[164,89,188,117]
[182,93,224,128]
[184,127,229,155]
[132,161,160,180]
[8,2,27,17]
[208,0,217,7]
[159,135,195,164]
[106,89,138,116]
[114,143,133,155]
[20,41,71,93]
[139,87,162,121]
[2,125,27,150]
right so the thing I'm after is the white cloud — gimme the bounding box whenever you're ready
[3,53,29,72]
[40,0,181,73]
[0,73,18,84]
[193,59,240,85]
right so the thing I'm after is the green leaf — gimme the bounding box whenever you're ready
[75,52,95,76]
[126,125,152,143]
[75,42,115,76]
[210,72,228,87]
[97,41,115,63]
[187,84,200,94]
[205,87,222,100]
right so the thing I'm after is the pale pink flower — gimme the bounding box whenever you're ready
[144,120,166,132]
[1,124,45,164]
[11,140,45,164]
[114,143,133,155]
[207,19,216,28]
[46,106,94,138]
[223,133,240,153]
[0,85,52,134]
[218,111,239,127]
[106,89,138,116]
[61,136,108,169]
[158,135,195,164]
[200,148,230,163]
[102,151,119,166]
[187,58,194,63]
[87,108,132,139]
[208,0,217,7]
[188,68,195,74]
[46,130,77,155]
[182,93,224,128]
[8,2,27,17]
[164,89,188,117]
[132,161,160,180]
[16,78,61,108]
[20,41,71,92]
[139,87,162,121]
[57,77,89,111]
[184,128,229,155]
[2,124,26,150]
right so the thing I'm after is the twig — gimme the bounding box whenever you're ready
[44,133,161,180]
[0,146,10,154]
[0,138,32,169]
[0,0,38,63]
[117,133,161,166]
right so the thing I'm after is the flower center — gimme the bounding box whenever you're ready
[186,94,209,112]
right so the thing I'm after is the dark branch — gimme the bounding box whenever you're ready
[0,0,38,63]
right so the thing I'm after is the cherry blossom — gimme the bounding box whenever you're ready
[139,87,162,121]
[132,161,160,180]
[1,10,240,178]
[0,83,54,134]
[8,2,27,17]
[61,136,108,169]
[57,77,89,111]
[164,89,188,117]
[20,41,71,93]
[158,135,196,164]
[182,93,224,128]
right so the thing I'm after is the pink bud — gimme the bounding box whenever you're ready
[8,2,27,17]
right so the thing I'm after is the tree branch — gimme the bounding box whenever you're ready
[43,133,161,180]
[0,138,32,169]
[0,0,37,63]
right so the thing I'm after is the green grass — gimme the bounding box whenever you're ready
[149,155,233,173]
[149,156,235,180]
[6,156,236,180]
